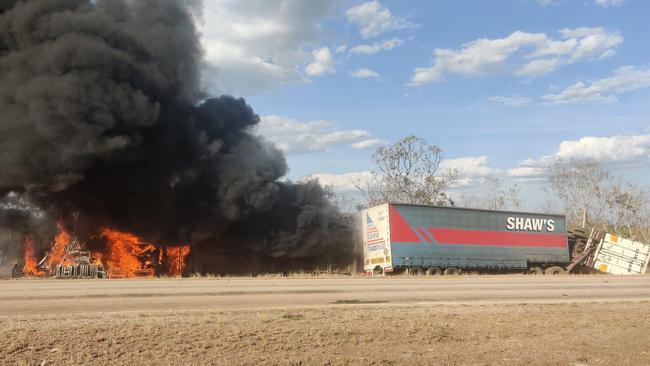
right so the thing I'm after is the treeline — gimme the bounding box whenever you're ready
[347,135,649,243]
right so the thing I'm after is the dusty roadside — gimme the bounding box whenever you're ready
[2,301,649,365]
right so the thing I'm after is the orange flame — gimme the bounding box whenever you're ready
[94,252,105,268]
[166,245,190,276]
[47,221,71,270]
[100,228,157,278]
[22,235,43,276]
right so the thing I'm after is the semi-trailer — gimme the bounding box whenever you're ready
[591,233,650,275]
[362,203,571,275]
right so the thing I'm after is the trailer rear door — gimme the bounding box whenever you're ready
[362,204,392,273]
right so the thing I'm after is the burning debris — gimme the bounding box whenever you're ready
[19,221,190,278]
[98,228,190,278]
[21,224,107,279]
[166,245,191,277]
[51,238,106,279]
[98,228,159,278]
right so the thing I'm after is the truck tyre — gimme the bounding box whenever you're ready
[528,266,544,275]
[443,267,461,276]
[544,266,567,275]
[425,267,442,276]
[409,267,424,276]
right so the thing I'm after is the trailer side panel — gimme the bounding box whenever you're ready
[386,204,569,270]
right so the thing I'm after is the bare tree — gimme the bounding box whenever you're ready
[540,200,559,214]
[638,201,650,244]
[546,159,650,242]
[482,176,521,210]
[605,181,648,240]
[329,191,358,218]
[546,158,611,228]
[456,176,521,211]
[354,135,458,207]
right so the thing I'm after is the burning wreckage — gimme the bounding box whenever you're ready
[22,220,190,279]
[35,237,106,279]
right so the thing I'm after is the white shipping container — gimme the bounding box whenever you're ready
[592,233,650,275]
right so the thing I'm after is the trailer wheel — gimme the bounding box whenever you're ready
[443,267,461,276]
[425,267,443,276]
[465,270,480,276]
[528,266,544,275]
[372,267,383,276]
[544,266,567,275]
[409,267,424,276]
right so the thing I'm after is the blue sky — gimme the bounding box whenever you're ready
[197,0,650,209]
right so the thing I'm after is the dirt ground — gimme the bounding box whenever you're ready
[2,300,649,365]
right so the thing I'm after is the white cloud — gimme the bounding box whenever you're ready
[335,45,348,54]
[441,156,501,187]
[594,0,624,8]
[198,0,335,95]
[256,115,382,154]
[351,68,380,78]
[508,166,547,178]
[308,171,373,192]
[543,66,650,104]
[345,1,413,39]
[559,27,623,62]
[516,58,562,76]
[509,133,650,178]
[489,95,531,107]
[551,134,650,162]
[351,138,386,149]
[349,38,405,55]
[305,47,334,77]
[538,0,624,8]
[410,28,622,85]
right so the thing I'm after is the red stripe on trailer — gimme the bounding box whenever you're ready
[427,228,566,248]
[416,227,432,243]
[389,206,421,243]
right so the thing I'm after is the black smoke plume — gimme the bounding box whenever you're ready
[0,0,354,273]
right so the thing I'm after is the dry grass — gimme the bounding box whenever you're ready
[2,301,649,365]
[190,271,357,279]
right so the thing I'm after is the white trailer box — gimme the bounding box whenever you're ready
[592,233,650,275]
